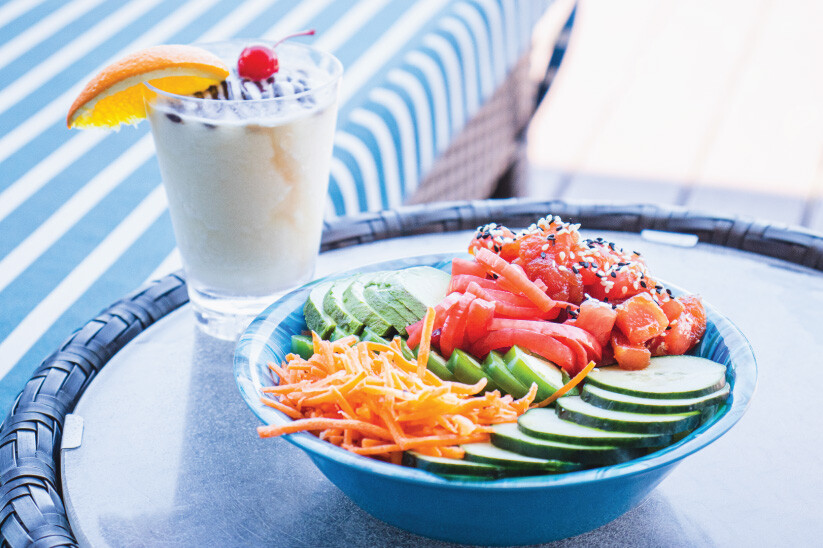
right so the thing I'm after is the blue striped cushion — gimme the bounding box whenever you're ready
[0,0,553,413]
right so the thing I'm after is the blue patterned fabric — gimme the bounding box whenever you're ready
[0,0,552,414]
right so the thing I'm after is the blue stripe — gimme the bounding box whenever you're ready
[0,158,161,342]
[383,81,423,181]
[333,147,369,212]
[0,0,65,44]
[0,0,124,91]
[364,100,409,197]
[0,210,176,414]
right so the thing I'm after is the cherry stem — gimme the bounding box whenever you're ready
[271,29,316,49]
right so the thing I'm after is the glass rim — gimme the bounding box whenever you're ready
[144,40,343,105]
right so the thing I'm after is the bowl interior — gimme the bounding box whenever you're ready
[234,252,757,489]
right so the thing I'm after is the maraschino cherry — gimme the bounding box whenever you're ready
[237,29,315,80]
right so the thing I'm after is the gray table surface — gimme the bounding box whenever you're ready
[61,230,823,547]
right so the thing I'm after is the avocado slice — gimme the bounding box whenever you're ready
[368,266,450,319]
[342,274,393,337]
[323,277,365,335]
[363,272,415,335]
[303,281,336,338]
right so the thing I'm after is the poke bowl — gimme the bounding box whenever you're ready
[234,252,757,546]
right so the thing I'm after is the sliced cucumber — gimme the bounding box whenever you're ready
[483,351,530,398]
[413,347,456,382]
[556,396,702,434]
[587,355,727,399]
[491,423,641,465]
[303,281,336,339]
[462,442,582,473]
[402,451,503,478]
[290,334,314,360]
[323,278,365,335]
[582,383,731,414]
[448,350,499,393]
[517,408,673,448]
[359,327,389,345]
[504,346,563,401]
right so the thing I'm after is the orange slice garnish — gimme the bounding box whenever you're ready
[67,44,230,129]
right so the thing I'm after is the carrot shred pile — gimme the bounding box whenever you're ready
[258,332,537,462]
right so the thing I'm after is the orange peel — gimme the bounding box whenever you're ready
[67,44,230,129]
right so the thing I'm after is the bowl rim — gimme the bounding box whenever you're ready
[234,252,757,490]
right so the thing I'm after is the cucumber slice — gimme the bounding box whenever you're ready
[587,355,727,399]
[448,350,500,393]
[556,396,702,434]
[359,327,389,345]
[491,423,641,465]
[582,383,731,414]
[342,275,393,337]
[329,328,349,341]
[462,442,582,473]
[483,352,530,398]
[323,278,365,335]
[402,451,503,478]
[303,281,336,339]
[517,408,673,448]
[413,347,456,381]
[290,335,314,360]
[504,346,563,401]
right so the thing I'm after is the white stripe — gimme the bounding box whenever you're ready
[198,0,280,43]
[0,0,46,30]
[350,108,402,207]
[0,130,101,224]
[334,132,383,211]
[0,0,218,166]
[0,185,168,379]
[473,0,506,83]
[453,3,496,99]
[0,0,166,115]
[387,69,434,173]
[0,0,106,74]
[405,51,450,153]
[370,87,419,193]
[501,0,518,65]
[329,157,360,216]
[144,248,181,283]
[340,0,450,105]
[0,136,155,295]
[0,0,268,224]
[425,29,470,127]
[315,0,389,53]
[262,0,333,38]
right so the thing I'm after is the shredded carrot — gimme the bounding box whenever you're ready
[416,306,436,378]
[533,360,597,408]
[257,334,536,460]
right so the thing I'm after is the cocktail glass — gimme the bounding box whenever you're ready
[144,40,342,339]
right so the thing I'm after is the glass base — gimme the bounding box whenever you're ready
[188,286,287,341]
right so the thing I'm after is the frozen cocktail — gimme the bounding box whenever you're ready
[66,37,342,339]
[145,41,342,338]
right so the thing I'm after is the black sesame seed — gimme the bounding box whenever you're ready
[640,281,647,288]
[610,272,617,278]
[540,252,546,259]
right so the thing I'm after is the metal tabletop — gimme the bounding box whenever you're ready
[59,217,822,547]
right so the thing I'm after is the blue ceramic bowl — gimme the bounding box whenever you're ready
[234,253,757,546]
